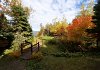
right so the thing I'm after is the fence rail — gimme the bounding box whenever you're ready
[20,42,40,55]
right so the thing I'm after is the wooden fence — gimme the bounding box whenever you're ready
[20,42,40,55]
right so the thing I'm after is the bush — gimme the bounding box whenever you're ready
[46,38,59,45]
[58,41,81,52]
[31,52,43,61]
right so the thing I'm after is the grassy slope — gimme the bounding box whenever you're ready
[27,55,100,70]
[26,36,100,70]
[0,36,100,70]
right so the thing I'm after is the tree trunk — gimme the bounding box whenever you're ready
[96,37,100,51]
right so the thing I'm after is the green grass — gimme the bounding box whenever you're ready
[41,44,59,55]
[26,55,100,70]
[1,53,100,70]
[42,36,54,40]
[0,36,100,70]
[26,36,100,70]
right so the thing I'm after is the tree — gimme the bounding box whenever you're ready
[0,1,14,54]
[67,15,94,50]
[87,0,94,15]
[10,1,33,51]
[87,0,100,48]
[37,23,44,37]
[0,13,13,54]
[78,0,94,16]
[43,23,51,36]
[49,19,68,37]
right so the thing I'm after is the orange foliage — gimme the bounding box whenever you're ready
[67,15,95,42]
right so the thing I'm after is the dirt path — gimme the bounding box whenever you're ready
[20,45,39,60]
[0,46,38,70]
[20,47,32,60]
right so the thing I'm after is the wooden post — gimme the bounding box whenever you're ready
[36,38,37,43]
[31,43,33,55]
[38,42,40,51]
[20,44,23,55]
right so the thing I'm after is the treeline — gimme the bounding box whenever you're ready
[38,0,100,52]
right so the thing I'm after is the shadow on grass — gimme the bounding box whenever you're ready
[1,43,100,70]
[0,55,26,70]
[39,41,100,70]
[26,54,100,70]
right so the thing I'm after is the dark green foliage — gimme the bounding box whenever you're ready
[46,38,59,45]
[87,0,100,48]
[45,37,82,52]
[51,52,85,57]
[58,41,81,52]
[27,60,43,70]
[0,13,14,54]
[11,5,32,34]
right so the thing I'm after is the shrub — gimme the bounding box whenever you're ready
[31,52,43,61]
[58,41,81,52]
[46,38,59,45]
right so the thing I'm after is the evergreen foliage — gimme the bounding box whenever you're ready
[0,12,13,54]
[10,3,33,50]
[87,0,100,48]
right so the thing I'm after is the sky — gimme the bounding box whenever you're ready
[22,0,85,31]
[0,0,96,31]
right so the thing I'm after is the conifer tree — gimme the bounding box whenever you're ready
[10,1,33,50]
[87,0,100,48]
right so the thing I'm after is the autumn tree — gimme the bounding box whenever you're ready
[78,0,94,16]
[66,0,95,50]
[50,18,68,38]
[87,0,94,15]
[67,16,94,41]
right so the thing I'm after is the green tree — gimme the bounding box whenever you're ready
[10,1,33,51]
[88,0,100,48]
[0,0,14,54]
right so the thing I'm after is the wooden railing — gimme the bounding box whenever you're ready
[20,42,40,55]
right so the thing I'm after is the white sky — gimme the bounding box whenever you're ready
[22,0,83,31]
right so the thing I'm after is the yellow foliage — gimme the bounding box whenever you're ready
[50,20,68,36]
